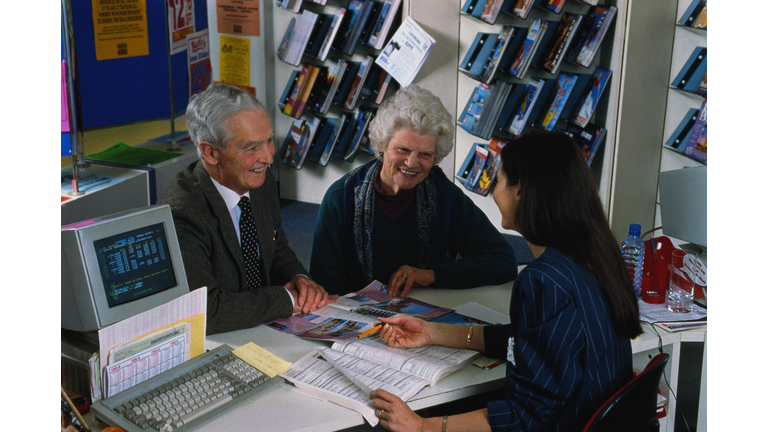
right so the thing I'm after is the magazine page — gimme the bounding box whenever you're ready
[266,281,454,341]
[331,337,480,386]
[281,350,381,426]
[319,347,429,402]
[267,303,381,341]
[337,280,455,320]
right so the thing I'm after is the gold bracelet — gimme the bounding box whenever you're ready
[442,415,448,432]
[465,326,474,349]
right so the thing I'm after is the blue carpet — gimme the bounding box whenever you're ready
[279,199,318,270]
[279,199,535,271]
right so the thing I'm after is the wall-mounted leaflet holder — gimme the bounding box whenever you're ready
[671,46,707,95]
[664,108,699,152]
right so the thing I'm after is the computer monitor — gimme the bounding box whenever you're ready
[61,205,189,332]
[658,166,707,248]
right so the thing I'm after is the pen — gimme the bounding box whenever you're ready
[357,323,383,338]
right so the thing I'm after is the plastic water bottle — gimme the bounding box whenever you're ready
[621,223,645,299]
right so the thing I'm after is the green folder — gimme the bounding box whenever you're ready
[88,141,181,166]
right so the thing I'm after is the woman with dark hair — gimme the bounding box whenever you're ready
[368,130,642,432]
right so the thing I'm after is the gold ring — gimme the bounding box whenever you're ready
[376,409,383,417]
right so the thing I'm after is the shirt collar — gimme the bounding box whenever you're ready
[210,176,249,213]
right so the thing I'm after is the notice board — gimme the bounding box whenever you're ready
[69,0,208,129]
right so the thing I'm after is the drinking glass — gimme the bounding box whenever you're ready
[666,249,701,313]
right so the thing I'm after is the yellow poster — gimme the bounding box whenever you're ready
[219,35,250,86]
[91,0,150,61]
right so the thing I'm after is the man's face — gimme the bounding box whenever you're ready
[204,109,275,195]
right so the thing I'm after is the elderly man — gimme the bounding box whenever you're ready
[158,84,333,334]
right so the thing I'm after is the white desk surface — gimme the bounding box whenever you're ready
[199,284,515,432]
[83,279,706,432]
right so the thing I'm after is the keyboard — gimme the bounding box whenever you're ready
[91,344,285,432]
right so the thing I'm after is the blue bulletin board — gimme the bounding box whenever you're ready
[68,0,208,130]
[62,26,71,157]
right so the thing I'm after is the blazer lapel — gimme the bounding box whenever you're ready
[193,162,247,276]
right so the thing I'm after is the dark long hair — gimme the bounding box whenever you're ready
[500,131,642,338]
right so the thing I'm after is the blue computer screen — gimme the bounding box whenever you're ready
[93,222,178,307]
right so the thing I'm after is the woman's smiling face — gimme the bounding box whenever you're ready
[377,128,437,195]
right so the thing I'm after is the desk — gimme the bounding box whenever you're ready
[632,321,707,432]
[200,285,513,432]
[83,282,706,432]
[61,143,197,228]
[61,163,151,226]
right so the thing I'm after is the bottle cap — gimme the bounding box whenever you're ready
[628,223,641,236]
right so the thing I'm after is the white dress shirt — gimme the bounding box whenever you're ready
[210,177,296,307]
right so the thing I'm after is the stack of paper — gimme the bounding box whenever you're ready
[91,289,207,402]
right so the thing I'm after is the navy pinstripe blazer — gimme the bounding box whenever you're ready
[483,248,633,431]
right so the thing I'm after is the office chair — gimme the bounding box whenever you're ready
[582,353,670,432]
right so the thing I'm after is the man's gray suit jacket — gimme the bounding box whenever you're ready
[158,161,307,334]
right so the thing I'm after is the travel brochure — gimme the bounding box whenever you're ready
[277,281,491,426]
[266,281,493,342]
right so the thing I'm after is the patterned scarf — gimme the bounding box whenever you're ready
[343,160,442,284]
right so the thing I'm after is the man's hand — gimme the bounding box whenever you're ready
[285,275,337,314]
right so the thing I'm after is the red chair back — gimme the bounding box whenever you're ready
[582,353,670,432]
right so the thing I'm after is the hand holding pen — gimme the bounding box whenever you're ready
[357,323,384,338]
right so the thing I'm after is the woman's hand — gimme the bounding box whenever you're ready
[387,266,435,297]
[370,389,428,432]
[379,316,432,348]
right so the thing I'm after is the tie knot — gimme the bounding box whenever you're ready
[238,196,250,210]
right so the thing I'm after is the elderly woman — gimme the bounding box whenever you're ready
[310,85,517,297]
[369,131,642,432]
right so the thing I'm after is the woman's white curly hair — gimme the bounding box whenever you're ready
[368,85,454,164]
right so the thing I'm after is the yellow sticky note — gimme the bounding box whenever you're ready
[232,342,292,378]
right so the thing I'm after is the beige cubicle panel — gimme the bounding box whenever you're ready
[61,163,151,226]
[133,140,200,200]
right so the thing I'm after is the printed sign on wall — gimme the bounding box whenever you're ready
[91,0,150,61]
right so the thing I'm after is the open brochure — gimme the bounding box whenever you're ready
[267,281,457,341]
[332,337,480,387]
[281,337,480,426]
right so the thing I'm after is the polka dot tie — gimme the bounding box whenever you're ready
[238,196,263,289]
